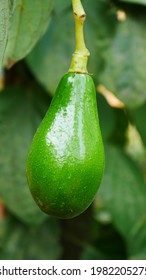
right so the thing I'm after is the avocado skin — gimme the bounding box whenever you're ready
[26,73,104,219]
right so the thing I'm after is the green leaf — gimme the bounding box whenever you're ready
[26,0,116,95]
[128,219,146,259]
[0,216,62,260]
[4,0,54,67]
[129,102,146,146]
[97,94,116,142]
[109,109,129,147]
[119,0,146,6]
[54,0,71,13]
[81,246,106,260]
[98,145,146,237]
[81,222,127,260]
[26,8,74,95]
[83,0,116,79]
[0,86,51,225]
[0,0,9,69]
[99,14,146,109]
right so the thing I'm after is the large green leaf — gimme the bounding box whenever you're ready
[99,14,146,109]
[129,102,146,146]
[97,94,116,142]
[108,109,129,147]
[54,0,71,13]
[0,0,9,69]
[0,216,62,260]
[81,222,127,260]
[26,0,116,95]
[0,86,51,225]
[98,145,146,237]
[128,219,146,259]
[4,0,54,67]
[119,0,146,5]
[27,10,74,95]
[83,0,116,80]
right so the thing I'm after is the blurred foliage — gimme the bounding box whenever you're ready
[0,0,146,260]
[4,0,54,67]
[0,0,9,69]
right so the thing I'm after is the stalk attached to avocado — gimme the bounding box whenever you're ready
[26,0,105,219]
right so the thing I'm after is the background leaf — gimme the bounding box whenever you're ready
[99,13,146,109]
[98,145,146,237]
[0,85,51,225]
[81,222,127,260]
[128,219,146,259]
[26,0,116,95]
[97,94,116,142]
[119,0,146,6]
[0,215,62,260]
[129,102,146,146]
[0,0,9,69]
[54,0,71,13]
[3,0,54,67]
[26,7,74,95]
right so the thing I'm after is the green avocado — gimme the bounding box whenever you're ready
[26,73,104,219]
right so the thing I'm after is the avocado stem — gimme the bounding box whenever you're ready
[68,0,90,74]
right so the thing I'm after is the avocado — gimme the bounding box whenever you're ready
[26,73,104,219]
